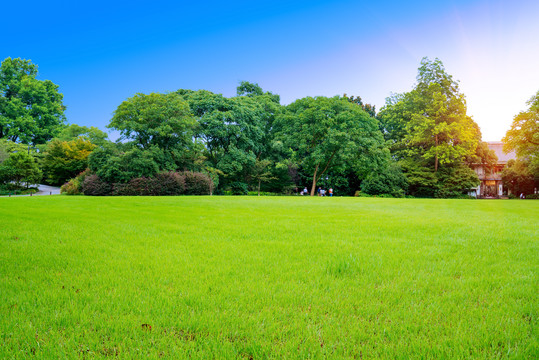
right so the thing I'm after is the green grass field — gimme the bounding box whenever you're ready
[1,196,537,359]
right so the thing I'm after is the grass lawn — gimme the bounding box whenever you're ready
[0,196,537,359]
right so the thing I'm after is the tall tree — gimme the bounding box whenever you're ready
[275,96,387,196]
[0,57,66,144]
[179,86,281,189]
[108,92,195,151]
[503,90,539,157]
[378,57,481,197]
[503,90,539,185]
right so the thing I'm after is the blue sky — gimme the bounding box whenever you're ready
[2,0,538,141]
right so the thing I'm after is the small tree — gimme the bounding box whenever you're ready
[42,137,97,185]
[251,159,276,196]
[2,151,42,188]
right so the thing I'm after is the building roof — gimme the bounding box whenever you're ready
[487,141,517,164]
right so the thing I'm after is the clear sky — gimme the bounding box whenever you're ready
[2,0,538,141]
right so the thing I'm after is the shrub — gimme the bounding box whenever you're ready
[82,174,112,196]
[154,172,186,195]
[229,182,248,195]
[525,193,539,199]
[61,169,90,195]
[113,172,186,196]
[184,171,212,195]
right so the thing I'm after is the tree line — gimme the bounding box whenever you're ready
[0,56,537,197]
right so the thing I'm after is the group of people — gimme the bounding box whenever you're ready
[299,187,334,196]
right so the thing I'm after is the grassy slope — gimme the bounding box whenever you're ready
[0,196,537,359]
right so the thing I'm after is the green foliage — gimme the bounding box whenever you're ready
[378,57,482,196]
[502,159,535,195]
[0,57,66,144]
[55,124,109,145]
[342,94,376,117]
[360,162,407,197]
[0,151,42,188]
[229,181,249,195]
[399,158,439,197]
[179,86,281,190]
[0,139,29,163]
[60,169,90,195]
[237,81,280,103]
[108,92,196,151]
[42,138,96,185]
[468,141,498,172]
[250,158,276,195]
[88,145,161,183]
[435,163,480,198]
[503,90,539,159]
[275,96,386,195]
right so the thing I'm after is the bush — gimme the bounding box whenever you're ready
[525,193,539,199]
[82,175,112,196]
[154,172,186,195]
[81,171,210,196]
[61,169,90,195]
[229,182,248,195]
[113,172,187,196]
[184,171,212,195]
[113,177,153,196]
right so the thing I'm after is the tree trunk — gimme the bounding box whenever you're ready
[310,164,319,196]
[258,180,261,196]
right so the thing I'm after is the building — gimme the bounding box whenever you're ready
[471,141,517,198]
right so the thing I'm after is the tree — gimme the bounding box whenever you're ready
[503,90,539,158]
[360,162,407,197]
[0,151,42,188]
[108,92,196,151]
[379,58,479,171]
[179,86,281,190]
[343,94,376,117]
[378,58,482,197]
[0,57,66,144]
[501,159,535,196]
[88,145,161,184]
[251,159,276,196]
[503,90,539,184]
[275,96,387,196]
[41,137,97,185]
[55,124,109,146]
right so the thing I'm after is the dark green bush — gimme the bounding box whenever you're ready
[229,182,248,195]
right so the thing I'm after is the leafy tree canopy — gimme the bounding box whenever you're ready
[503,90,539,159]
[0,57,66,144]
[55,124,109,146]
[275,96,388,196]
[0,151,42,188]
[108,92,196,151]
[42,138,97,185]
